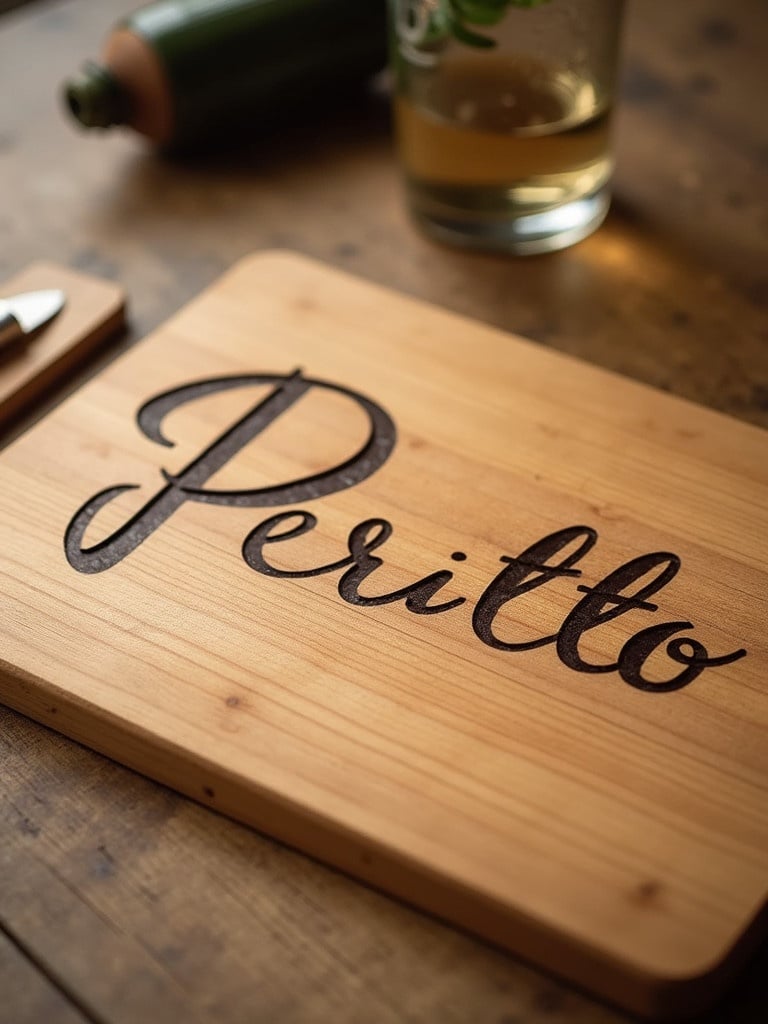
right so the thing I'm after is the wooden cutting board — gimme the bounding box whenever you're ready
[1,252,766,1019]
[0,261,126,428]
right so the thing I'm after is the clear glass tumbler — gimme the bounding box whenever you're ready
[389,0,626,254]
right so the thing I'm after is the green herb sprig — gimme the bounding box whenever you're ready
[442,0,552,48]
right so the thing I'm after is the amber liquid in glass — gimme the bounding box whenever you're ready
[396,53,613,226]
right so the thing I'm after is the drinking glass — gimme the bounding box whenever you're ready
[389,0,626,254]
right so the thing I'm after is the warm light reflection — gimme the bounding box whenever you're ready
[578,226,681,293]
[581,230,638,269]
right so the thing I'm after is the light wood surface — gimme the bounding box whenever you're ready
[0,261,125,428]
[1,252,765,1018]
[1,2,767,1023]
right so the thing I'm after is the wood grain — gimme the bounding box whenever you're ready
[0,930,89,1024]
[1,703,631,1024]
[1,251,765,1019]
[1,1,767,1022]
[0,261,125,428]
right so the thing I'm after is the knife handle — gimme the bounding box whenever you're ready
[0,312,22,355]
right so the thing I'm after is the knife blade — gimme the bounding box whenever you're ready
[0,289,66,354]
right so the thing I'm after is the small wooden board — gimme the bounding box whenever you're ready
[0,253,766,1019]
[0,261,125,428]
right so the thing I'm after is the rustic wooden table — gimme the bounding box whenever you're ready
[1,1,766,1022]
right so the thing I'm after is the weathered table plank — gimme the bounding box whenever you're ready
[1,707,626,1024]
[0,930,89,1024]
